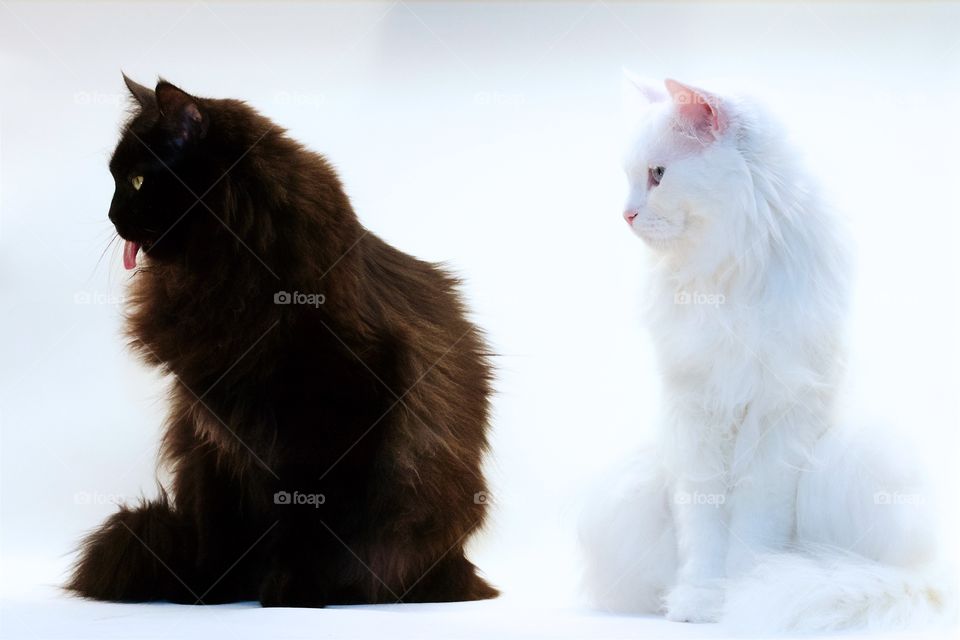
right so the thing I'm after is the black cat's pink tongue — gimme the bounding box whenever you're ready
[123,240,141,270]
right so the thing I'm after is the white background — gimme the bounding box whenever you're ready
[1,1,958,638]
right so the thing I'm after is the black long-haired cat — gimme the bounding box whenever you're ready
[67,75,497,607]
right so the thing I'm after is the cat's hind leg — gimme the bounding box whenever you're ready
[579,447,678,613]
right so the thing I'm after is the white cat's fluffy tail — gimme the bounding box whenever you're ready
[725,427,956,632]
[724,551,954,633]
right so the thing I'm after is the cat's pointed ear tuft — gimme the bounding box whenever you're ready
[664,78,726,142]
[622,69,667,128]
[155,80,208,147]
[623,68,667,105]
[122,72,155,108]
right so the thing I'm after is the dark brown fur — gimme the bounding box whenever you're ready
[67,76,497,606]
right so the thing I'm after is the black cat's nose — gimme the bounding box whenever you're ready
[108,192,122,226]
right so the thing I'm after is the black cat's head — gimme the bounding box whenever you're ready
[109,75,216,270]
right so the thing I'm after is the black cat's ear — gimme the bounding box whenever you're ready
[122,72,155,107]
[155,80,208,147]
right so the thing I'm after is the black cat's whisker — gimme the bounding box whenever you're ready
[89,234,121,282]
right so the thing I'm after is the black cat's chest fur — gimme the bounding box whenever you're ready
[152,289,395,462]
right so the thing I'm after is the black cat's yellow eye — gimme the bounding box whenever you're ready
[649,166,665,187]
[131,175,144,191]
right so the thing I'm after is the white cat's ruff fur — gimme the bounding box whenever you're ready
[580,77,952,631]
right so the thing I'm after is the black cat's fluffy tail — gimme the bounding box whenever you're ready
[66,494,199,603]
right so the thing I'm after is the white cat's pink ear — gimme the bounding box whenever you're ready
[664,78,726,141]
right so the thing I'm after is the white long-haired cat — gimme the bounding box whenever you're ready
[579,75,952,632]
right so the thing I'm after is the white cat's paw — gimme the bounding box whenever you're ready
[663,584,724,623]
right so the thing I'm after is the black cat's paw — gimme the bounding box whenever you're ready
[258,568,328,608]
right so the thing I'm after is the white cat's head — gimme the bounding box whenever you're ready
[621,75,756,265]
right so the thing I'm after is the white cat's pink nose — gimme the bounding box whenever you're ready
[623,210,638,224]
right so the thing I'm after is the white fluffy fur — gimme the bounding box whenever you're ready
[580,75,953,632]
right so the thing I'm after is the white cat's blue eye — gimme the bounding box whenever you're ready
[649,166,665,187]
